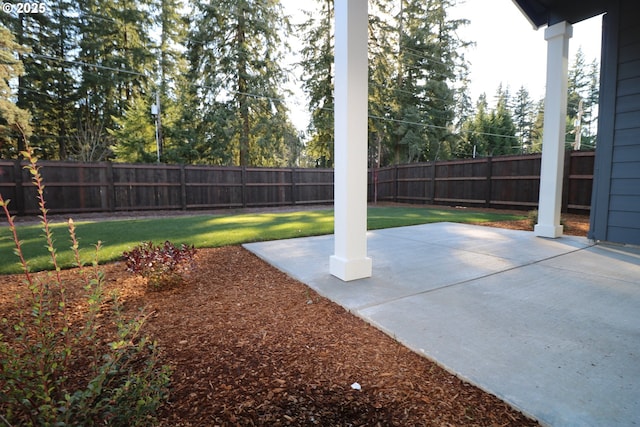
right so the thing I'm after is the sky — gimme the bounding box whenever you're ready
[450,0,603,102]
[281,0,604,131]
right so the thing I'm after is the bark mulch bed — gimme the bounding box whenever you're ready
[0,213,590,426]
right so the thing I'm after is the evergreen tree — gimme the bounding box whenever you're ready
[529,98,545,153]
[165,71,212,164]
[156,0,186,100]
[386,0,468,164]
[0,25,32,157]
[368,0,397,167]
[446,55,473,159]
[487,88,517,155]
[458,93,490,158]
[2,0,191,162]
[582,58,599,148]
[420,0,468,161]
[45,0,78,159]
[458,87,518,157]
[512,86,535,153]
[566,48,598,150]
[298,0,334,167]
[2,2,78,159]
[109,96,157,163]
[149,0,189,162]
[187,0,293,166]
[76,0,155,144]
[388,0,426,163]
[299,0,469,166]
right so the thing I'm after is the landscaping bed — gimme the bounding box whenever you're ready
[0,213,589,425]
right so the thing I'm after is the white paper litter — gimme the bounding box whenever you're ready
[350,382,361,390]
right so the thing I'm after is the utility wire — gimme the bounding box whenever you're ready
[27,52,146,77]
[15,57,556,143]
[12,10,594,146]
[308,104,522,141]
[398,44,465,70]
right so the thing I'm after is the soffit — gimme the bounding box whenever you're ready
[512,0,608,28]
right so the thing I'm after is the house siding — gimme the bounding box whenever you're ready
[591,0,640,245]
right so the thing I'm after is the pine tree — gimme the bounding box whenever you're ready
[2,2,78,159]
[0,25,32,157]
[581,58,599,149]
[386,0,468,164]
[530,98,545,153]
[167,70,213,164]
[76,0,155,142]
[109,96,157,163]
[389,0,429,163]
[149,0,188,162]
[488,88,517,155]
[451,63,474,158]
[157,0,186,100]
[367,0,399,167]
[565,48,596,150]
[187,0,293,166]
[299,0,334,167]
[46,0,78,159]
[512,86,535,153]
[3,0,169,161]
[458,93,490,158]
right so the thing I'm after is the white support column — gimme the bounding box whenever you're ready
[330,0,372,281]
[534,21,573,238]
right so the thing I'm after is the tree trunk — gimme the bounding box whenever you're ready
[58,12,68,160]
[237,6,250,167]
[16,15,27,155]
[394,0,404,165]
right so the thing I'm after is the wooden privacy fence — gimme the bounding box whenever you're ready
[0,151,594,216]
[371,151,594,212]
[0,162,334,215]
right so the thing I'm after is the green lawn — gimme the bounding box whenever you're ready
[0,206,524,274]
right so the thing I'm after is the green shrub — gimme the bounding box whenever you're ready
[0,148,171,426]
[123,241,197,289]
[527,209,538,229]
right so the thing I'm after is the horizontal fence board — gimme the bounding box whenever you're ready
[0,152,594,216]
[434,198,486,204]
[434,177,486,181]
[369,151,593,213]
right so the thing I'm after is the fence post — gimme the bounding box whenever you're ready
[429,160,437,205]
[106,162,115,212]
[393,164,399,203]
[485,156,493,208]
[180,164,187,210]
[13,159,25,215]
[562,150,571,213]
[78,166,86,211]
[241,167,247,208]
[97,163,107,212]
[291,168,297,205]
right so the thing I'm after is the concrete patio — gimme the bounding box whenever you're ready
[244,222,640,427]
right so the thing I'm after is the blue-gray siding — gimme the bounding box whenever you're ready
[590,0,640,245]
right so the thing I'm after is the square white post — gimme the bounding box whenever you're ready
[534,21,573,238]
[330,0,372,281]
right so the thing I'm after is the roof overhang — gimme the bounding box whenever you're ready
[512,0,608,29]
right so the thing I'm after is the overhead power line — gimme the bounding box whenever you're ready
[27,52,146,77]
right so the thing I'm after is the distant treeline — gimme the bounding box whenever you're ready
[0,0,598,168]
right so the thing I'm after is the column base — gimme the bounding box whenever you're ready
[534,223,564,238]
[330,255,372,282]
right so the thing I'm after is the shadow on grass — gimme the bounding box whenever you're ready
[0,207,523,274]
